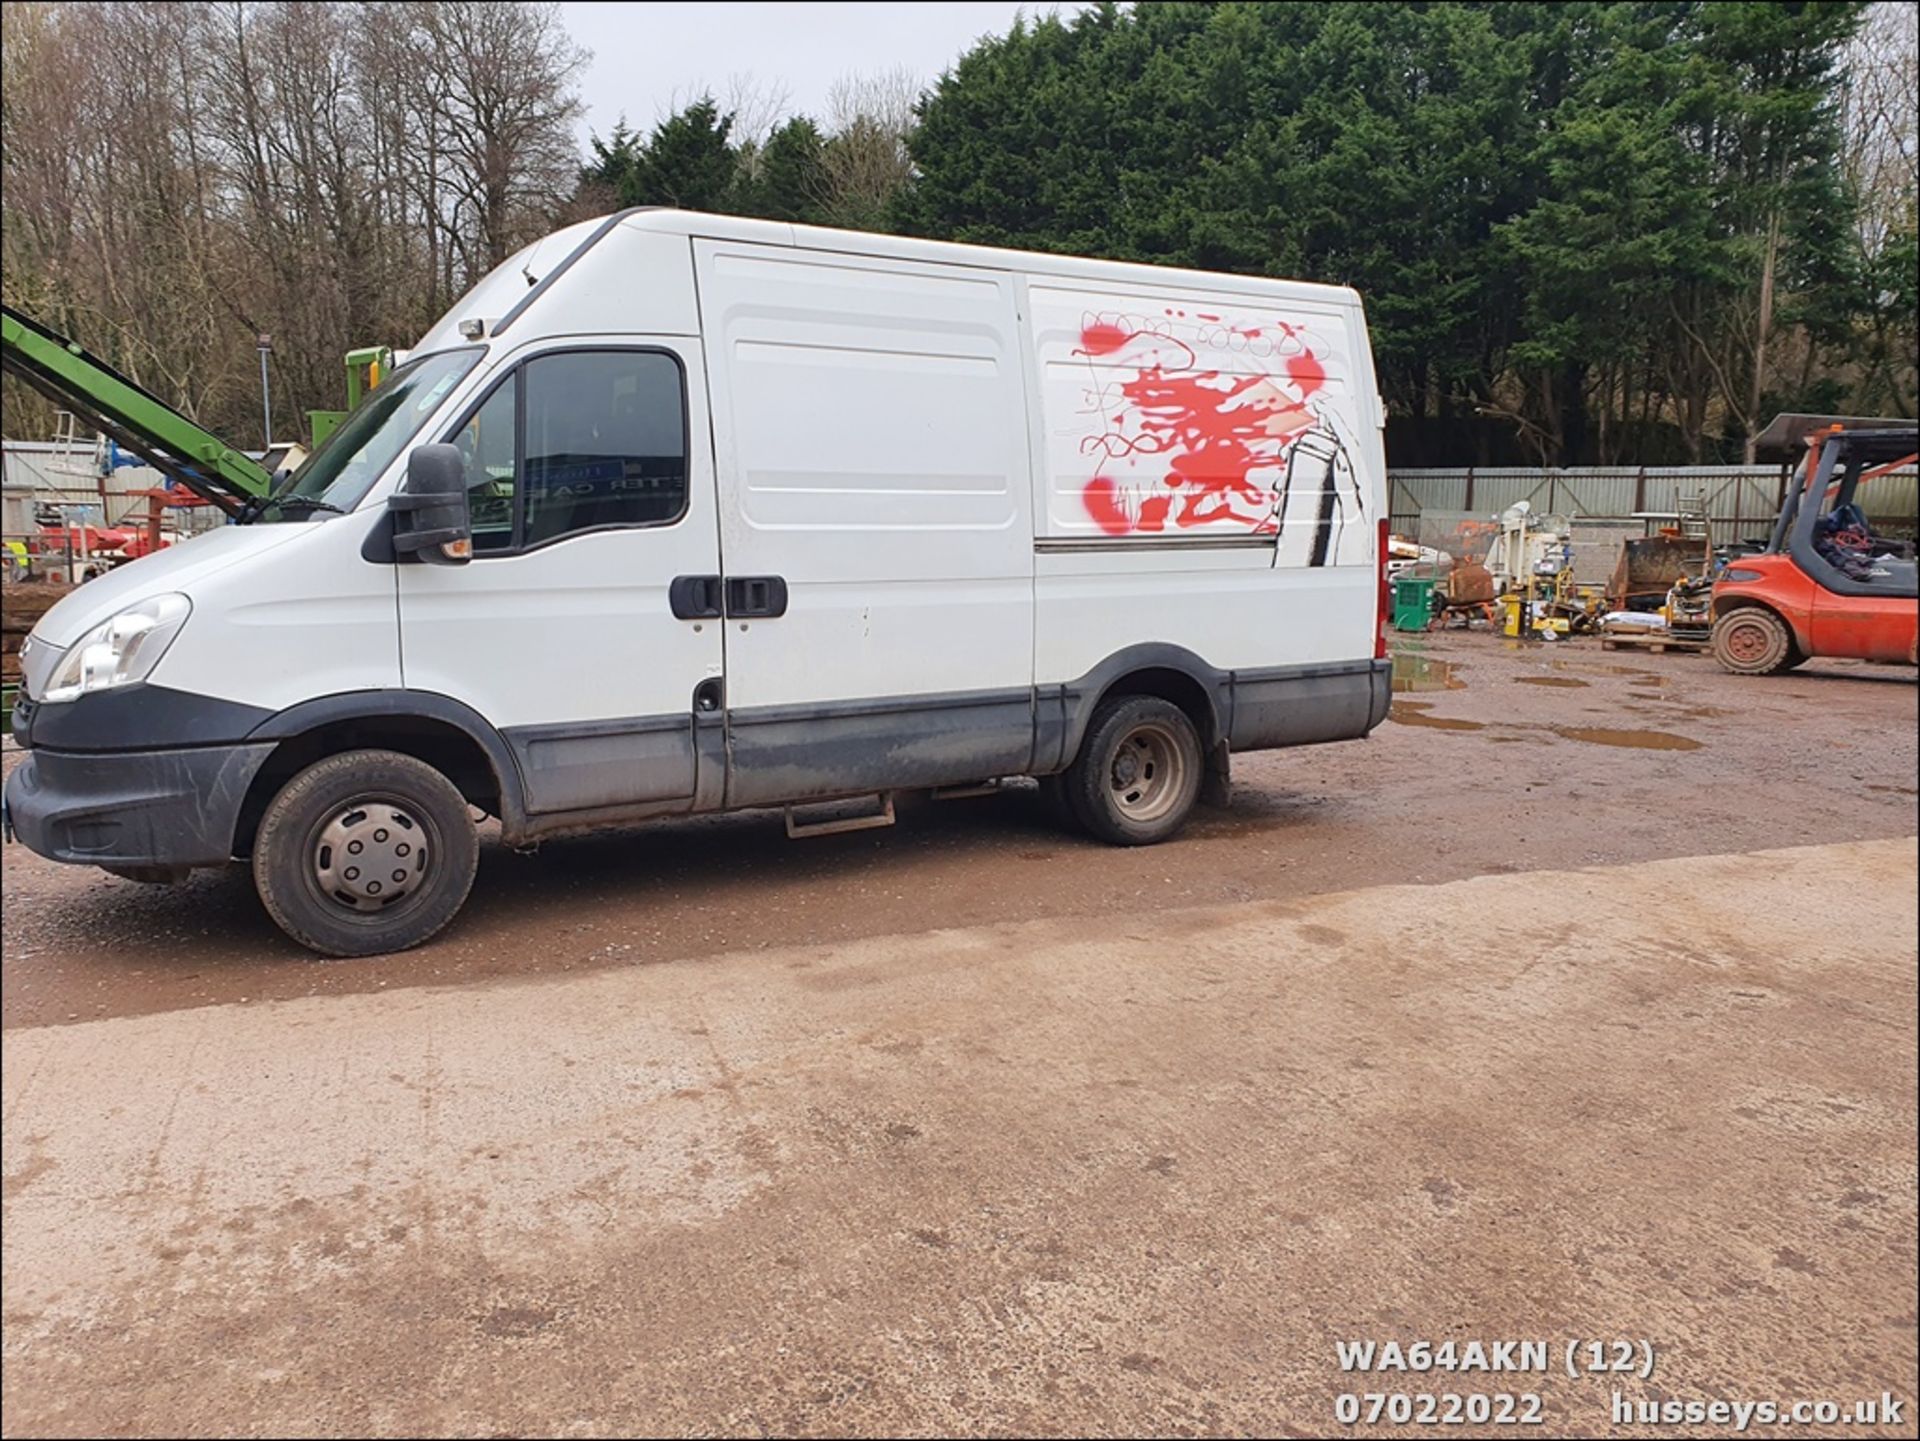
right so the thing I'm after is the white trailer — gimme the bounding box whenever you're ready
[5,210,1392,956]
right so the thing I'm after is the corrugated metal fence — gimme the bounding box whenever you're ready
[2,441,170,535]
[1388,465,1920,555]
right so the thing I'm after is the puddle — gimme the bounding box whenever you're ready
[1553,661,1667,684]
[1392,653,1468,693]
[1624,692,1728,719]
[1390,701,1486,731]
[1516,676,1590,688]
[1551,725,1702,752]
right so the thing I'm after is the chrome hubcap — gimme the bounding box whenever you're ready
[313,802,429,909]
[1109,723,1186,823]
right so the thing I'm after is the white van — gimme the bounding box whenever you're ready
[4,210,1392,956]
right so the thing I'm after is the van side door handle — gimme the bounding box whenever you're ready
[669,574,722,619]
[725,575,788,618]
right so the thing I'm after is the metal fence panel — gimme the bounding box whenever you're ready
[1391,471,1472,514]
[1868,472,1918,535]
[1470,475,1547,514]
[1386,465,1915,539]
[1552,472,1639,517]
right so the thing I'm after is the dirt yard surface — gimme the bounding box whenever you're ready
[2,630,1916,1437]
[5,839,1915,1437]
[3,630,1915,1031]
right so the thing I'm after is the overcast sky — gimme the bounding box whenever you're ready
[558,2,1088,146]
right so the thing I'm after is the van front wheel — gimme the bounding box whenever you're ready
[1067,696,1204,845]
[252,749,479,958]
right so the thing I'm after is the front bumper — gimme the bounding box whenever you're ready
[3,742,274,870]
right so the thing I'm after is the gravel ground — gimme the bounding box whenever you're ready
[2,629,1914,1436]
[5,838,1915,1437]
[4,629,1914,1029]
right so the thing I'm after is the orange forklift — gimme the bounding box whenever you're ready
[1712,419,1918,675]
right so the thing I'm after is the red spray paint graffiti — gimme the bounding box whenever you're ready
[1286,349,1326,395]
[1078,320,1131,356]
[1075,316,1330,536]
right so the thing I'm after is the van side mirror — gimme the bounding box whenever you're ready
[389,444,472,565]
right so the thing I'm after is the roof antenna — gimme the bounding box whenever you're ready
[520,234,550,288]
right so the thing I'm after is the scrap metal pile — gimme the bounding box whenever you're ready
[1388,499,1723,646]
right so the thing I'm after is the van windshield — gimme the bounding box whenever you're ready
[251,348,481,522]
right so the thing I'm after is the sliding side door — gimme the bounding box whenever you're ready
[694,241,1035,807]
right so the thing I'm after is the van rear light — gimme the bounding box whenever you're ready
[1375,516,1391,659]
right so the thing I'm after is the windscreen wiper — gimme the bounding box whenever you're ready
[268,496,350,517]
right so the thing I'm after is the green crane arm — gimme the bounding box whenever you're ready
[1,304,274,514]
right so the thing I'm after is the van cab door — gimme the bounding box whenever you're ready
[397,341,727,818]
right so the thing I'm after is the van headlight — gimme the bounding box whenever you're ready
[39,594,192,704]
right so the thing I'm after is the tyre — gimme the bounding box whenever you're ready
[252,748,479,957]
[1712,606,1797,676]
[1065,695,1204,845]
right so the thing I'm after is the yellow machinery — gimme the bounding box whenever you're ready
[1662,570,1714,641]
[1497,574,1601,638]
[306,345,395,448]
[1487,502,1604,638]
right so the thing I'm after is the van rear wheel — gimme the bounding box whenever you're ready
[252,749,479,958]
[1066,696,1203,845]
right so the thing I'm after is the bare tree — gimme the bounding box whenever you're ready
[421,0,587,271]
[723,73,794,154]
[1840,0,1919,412]
[717,72,794,186]
[1843,1,1919,246]
[821,66,918,229]
[2,0,590,444]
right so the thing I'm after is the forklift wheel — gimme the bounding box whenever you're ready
[1712,606,1798,676]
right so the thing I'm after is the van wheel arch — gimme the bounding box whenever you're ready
[1056,647,1228,778]
[233,696,524,858]
[1093,665,1221,754]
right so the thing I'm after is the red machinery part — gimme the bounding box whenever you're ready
[1375,517,1391,659]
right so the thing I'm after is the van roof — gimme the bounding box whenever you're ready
[620,208,1363,310]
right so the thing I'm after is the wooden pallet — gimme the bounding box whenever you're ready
[1600,629,1709,654]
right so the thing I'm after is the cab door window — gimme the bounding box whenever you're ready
[444,349,687,554]
[522,352,687,547]
[454,373,517,553]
